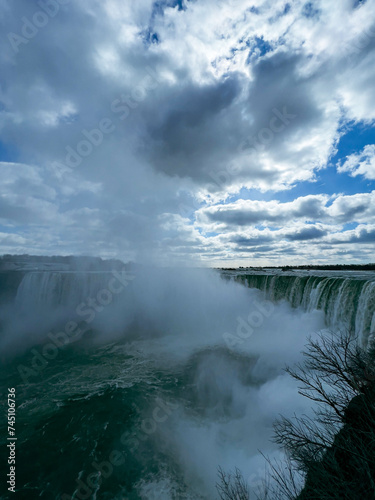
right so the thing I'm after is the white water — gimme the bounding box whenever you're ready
[226,270,375,347]
[3,267,371,497]
[15,271,120,309]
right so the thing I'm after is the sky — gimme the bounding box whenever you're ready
[0,0,375,266]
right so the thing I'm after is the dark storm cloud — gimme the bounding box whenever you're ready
[245,52,318,138]
[206,209,281,226]
[285,226,327,241]
[230,234,274,246]
[291,197,326,220]
[138,49,333,189]
[1,0,375,264]
[140,73,244,180]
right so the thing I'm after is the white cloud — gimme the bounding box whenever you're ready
[337,144,375,179]
[0,0,374,263]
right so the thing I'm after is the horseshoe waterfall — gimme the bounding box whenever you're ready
[0,264,374,499]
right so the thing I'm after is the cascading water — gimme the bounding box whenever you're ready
[227,270,375,347]
[10,268,375,349]
[15,271,122,310]
[0,266,372,498]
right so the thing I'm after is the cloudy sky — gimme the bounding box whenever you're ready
[0,0,374,266]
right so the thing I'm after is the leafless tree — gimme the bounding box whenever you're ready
[273,330,375,499]
[217,330,375,499]
[216,467,251,500]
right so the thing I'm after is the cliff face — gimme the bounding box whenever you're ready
[298,387,375,499]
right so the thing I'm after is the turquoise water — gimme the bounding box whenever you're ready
[0,338,267,499]
[1,340,189,499]
[1,268,374,499]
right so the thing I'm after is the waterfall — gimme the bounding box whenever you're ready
[230,271,375,346]
[15,271,122,310]
[12,269,375,347]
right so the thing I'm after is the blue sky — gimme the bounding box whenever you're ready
[0,0,375,265]
[0,140,17,163]
[277,123,375,200]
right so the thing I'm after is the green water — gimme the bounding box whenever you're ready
[0,339,196,499]
[2,268,373,499]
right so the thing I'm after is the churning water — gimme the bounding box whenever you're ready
[0,267,374,499]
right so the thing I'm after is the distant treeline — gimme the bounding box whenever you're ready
[276,264,375,271]
[221,264,375,271]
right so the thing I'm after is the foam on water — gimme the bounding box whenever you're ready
[0,267,371,497]
[228,270,375,346]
